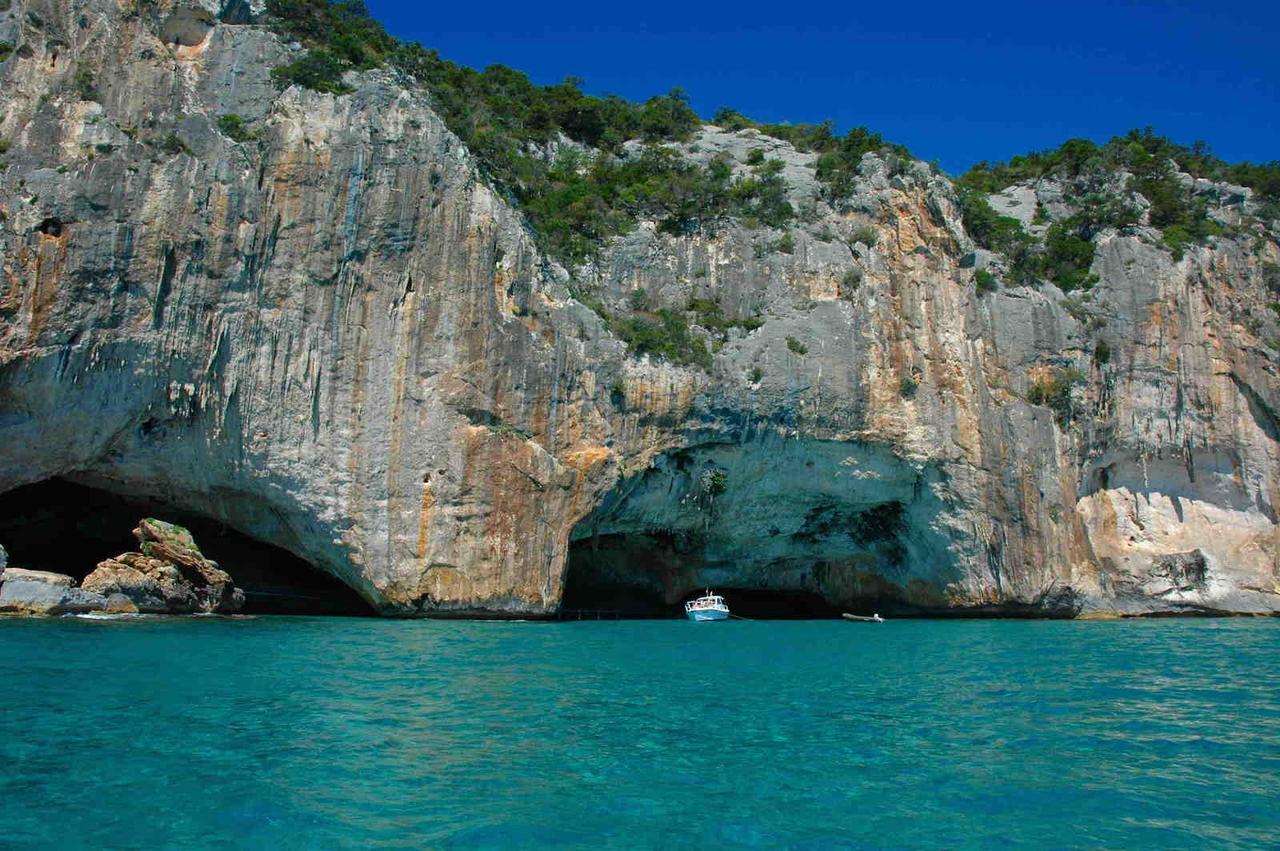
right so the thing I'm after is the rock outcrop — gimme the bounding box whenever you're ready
[0,0,1276,617]
[82,520,244,614]
[0,520,243,616]
[0,567,108,615]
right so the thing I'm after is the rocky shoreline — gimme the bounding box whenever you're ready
[0,520,244,617]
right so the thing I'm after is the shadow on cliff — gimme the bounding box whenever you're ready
[0,479,375,616]
[562,435,972,619]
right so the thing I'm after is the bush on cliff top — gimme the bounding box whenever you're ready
[261,0,903,266]
[959,128,1277,261]
[958,128,1280,201]
[711,108,911,201]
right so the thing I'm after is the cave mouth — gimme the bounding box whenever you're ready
[563,533,842,620]
[0,479,375,616]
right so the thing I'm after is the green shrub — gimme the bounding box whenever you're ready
[159,132,190,156]
[216,114,259,143]
[1094,340,1112,365]
[745,148,764,165]
[755,158,785,176]
[1264,263,1280,295]
[974,268,998,296]
[749,365,763,383]
[0,42,13,63]
[959,190,1025,251]
[610,308,710,369]
[1041,221,1099,291]
[271,49,354,94]
[266,0,395,71]
[487,422,532,440]
[899,375,919,398]
[259,1,906,264]
[72,65,97,101]
[702,469,728,496]
[814,128,912,200]
[841,267,863,295]
[786,336,808,355]
[775,232,795,254]
[958,128,1275,262]
[849,224,878,248]
[687,297,762,337]
[1027,367,1085,426]
[728,168,794,228]
[628,288,651,311]
[0,138,10,155]
[958,137,1102,194]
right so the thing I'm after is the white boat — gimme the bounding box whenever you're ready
[842,612,884,623]
[684,590,730,621]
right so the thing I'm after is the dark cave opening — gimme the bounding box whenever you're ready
[563,533,842,619]
[0,479,375,616]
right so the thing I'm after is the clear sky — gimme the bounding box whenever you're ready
[365,0,1279,175]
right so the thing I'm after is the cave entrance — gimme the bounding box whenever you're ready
[563,533,842,619]
[0,479,375,616]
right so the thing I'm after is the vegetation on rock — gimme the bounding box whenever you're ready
[216,114,259,143]
[974,268,998,296]
[1028,368,1086,426]
[712,108,911,201]
[609,308,711,370]
[959,129,1279,201]
[959,129,1277,274]
[260,0,909,265]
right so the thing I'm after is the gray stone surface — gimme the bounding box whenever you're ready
[0,571,107,616]
[0,0,1276,617]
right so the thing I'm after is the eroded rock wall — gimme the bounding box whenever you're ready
[0,0,1275,615]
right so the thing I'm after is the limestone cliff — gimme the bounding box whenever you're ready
[1,0,1276,616]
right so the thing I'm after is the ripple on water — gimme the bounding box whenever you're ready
[0,617,1277,848]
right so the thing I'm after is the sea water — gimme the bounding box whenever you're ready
[1,616,1277,848]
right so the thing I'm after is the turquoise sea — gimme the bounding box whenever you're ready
[1,617,1278,848]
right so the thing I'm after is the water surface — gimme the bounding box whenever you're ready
[1,617,1277,848]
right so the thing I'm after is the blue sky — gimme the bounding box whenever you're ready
[366,0,1278,175]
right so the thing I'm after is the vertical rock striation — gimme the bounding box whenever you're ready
[0,0,1275,615]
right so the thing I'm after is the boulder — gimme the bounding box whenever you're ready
[1142,549,1211,597]
[0,569,107,615]
[81,520,244,614]
[1,568,75,586]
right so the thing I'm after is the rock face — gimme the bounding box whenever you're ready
[0,0,1277,617]
[0,568,107,615]
[82,520,244,614]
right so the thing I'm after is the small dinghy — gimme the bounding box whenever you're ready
[684,590,730,621]
[842,613,884,623]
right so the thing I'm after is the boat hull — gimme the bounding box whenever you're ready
[686,608,729,621]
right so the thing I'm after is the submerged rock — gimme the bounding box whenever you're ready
[81,520,244,614]
[0,569,107,616]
